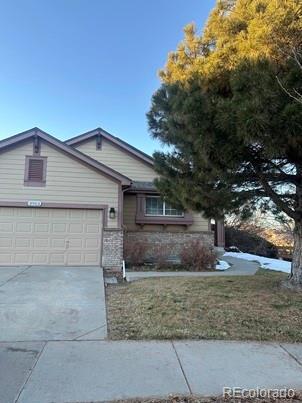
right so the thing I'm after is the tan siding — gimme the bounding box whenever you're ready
[190,212,210,231]
[0,140,119,228]
[123,194,210,232]
[76,138,157,181]
[123,195,137,230]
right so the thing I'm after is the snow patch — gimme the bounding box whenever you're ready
[216,260,231,271]
[223,252,291,274]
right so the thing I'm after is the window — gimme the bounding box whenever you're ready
[145,196,183,217]
[24,156,47,186]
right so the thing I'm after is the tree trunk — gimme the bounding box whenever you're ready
[290,221,302,286]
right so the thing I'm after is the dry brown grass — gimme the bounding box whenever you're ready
[106,270,302,342]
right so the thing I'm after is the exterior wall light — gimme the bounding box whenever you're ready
[109,207,116,219]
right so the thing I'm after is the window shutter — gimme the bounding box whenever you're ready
[28,159,44,181]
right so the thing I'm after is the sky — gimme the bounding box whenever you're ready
[0,0,216,155]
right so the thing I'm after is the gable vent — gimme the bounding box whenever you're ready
[28,158,44,181]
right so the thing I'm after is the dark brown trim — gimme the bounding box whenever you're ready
[33,133,41,155]
[136,215,194,226]
[0,127,131,185]
[0,201,108,210]
[65,128,154,167]
[24,156,47,187]
[103,206,108,228]
[125,188,158,194]
[96,132,102,150]
[118,185,122,227]
[216,219,225,247]
[135,194,193,226]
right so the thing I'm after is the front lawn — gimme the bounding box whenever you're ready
[106,270,302,342]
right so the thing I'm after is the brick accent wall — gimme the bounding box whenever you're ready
[124,230,214,261]
[102,228,123,270]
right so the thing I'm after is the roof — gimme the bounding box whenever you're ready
[126,181,158,193]
[65,127,154,167]
[0,127,132,185]
[130,181,156,190]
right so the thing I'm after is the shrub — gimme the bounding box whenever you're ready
[180,240,216,271]
[123,240,148,266]
[152,243,173,270]
[225,227,278,258]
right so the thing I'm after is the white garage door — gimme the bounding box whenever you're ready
[0,207,103,266]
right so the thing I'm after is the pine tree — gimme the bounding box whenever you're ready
[147,0,302,286]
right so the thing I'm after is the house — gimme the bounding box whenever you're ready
[0,127,225,269]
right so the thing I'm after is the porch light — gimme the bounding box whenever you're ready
[109,207,116,219]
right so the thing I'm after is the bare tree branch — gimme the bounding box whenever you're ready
[276,75,302,104]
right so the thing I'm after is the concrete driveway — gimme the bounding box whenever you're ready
[0,266,107,341]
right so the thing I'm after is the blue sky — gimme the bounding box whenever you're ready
[0,0,215,155]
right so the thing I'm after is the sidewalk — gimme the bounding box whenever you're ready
[126,256,259,282]
[3,339,302,403]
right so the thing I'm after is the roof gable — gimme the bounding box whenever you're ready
[0,128,131,185]
[65,128,154,167]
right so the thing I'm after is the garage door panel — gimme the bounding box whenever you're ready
[69,223,84,233]
[84,253,100,265]
[67,253,82,265]
[32,253,49,264]
[0,238,13,248]
[15,238,31,248]
[86,210,101,219]
[34,223,49,232]
[51,238,66,248]
[15,254,31,265]
[52,210,68,218]
[16,222,32,233]
[52,223,67,233]
[34,209,50,218]
[0,254,12,264]
[70,210,85,219]
[85,238,99,248]
[68,238,83,248]
[86,223,101,233]
[0,222,13,233]
[0,207,103,266]
[17,209,33,218]
[33,239,49,248]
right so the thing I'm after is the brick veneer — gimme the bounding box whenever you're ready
[102,228,123,270]
[124,230,214,261]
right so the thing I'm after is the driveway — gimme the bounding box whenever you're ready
[0,266,107,341]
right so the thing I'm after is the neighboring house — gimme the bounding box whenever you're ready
[0,127,225,269]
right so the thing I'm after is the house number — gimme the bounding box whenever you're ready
[27,200,42,207]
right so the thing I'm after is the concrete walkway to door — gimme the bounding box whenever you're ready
[0,265,107,342]
[126,256,259,282]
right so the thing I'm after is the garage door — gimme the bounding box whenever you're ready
[0,207,103,266]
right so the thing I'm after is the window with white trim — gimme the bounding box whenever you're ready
[145,196,184,217]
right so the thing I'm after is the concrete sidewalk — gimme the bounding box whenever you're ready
[3,340,302,403]
[126,256,259,282]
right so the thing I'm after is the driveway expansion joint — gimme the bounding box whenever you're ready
[0,265,31,288]
[279,343,302,367]
[73,324,107,340]
[171,341,193,395]
[14,341,47,403]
